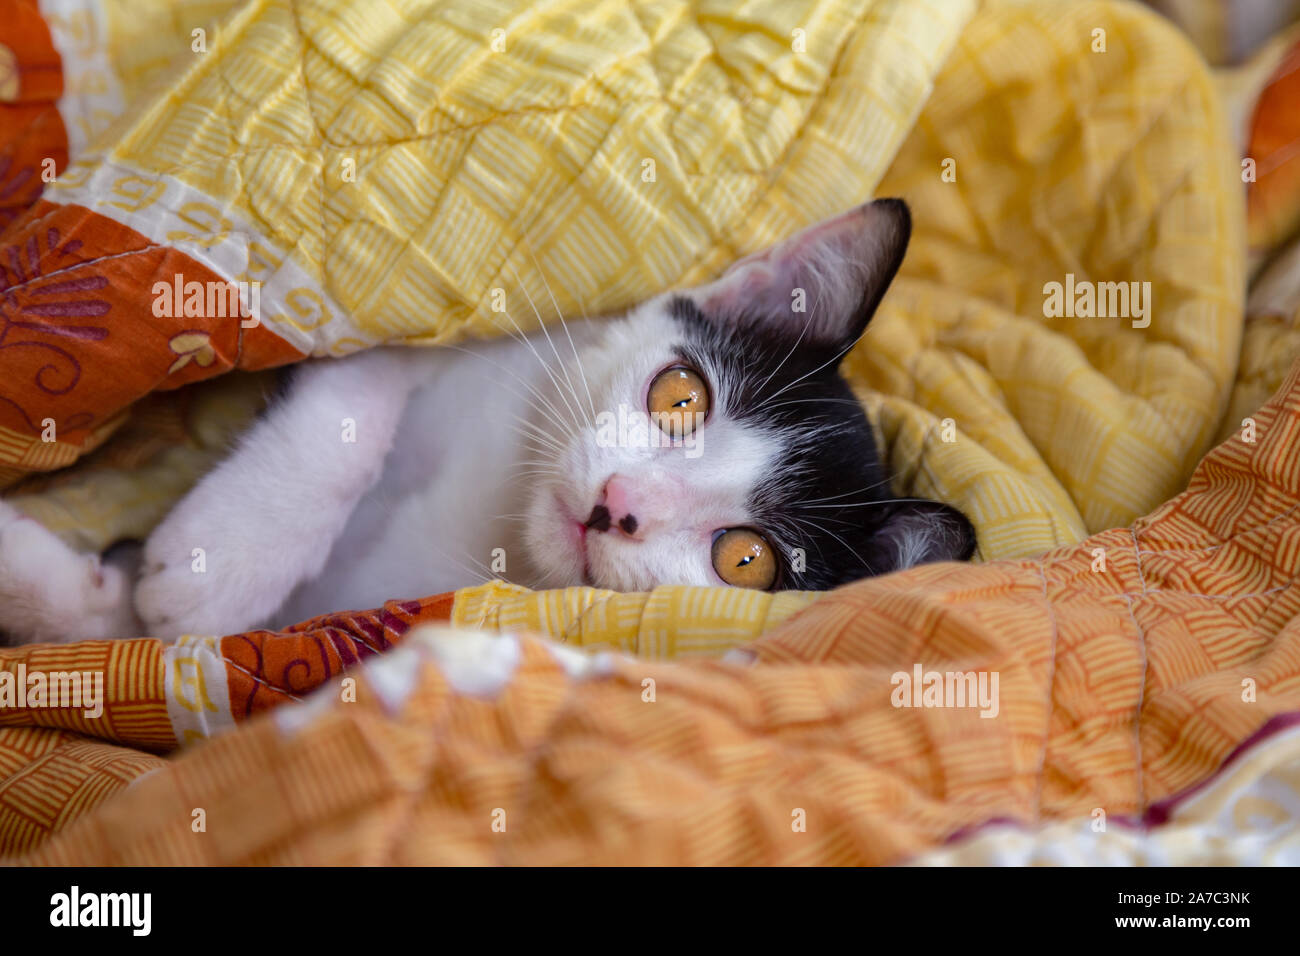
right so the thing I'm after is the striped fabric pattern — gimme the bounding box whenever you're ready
[0,639,169,746]
[866,0,1245,558]
[0,637,170,855]
[0,594,458,852]
[914,717,1300,865]
[0,728,165,855]
[451,579,820,658]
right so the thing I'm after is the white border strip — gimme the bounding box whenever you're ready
[49,157,372,356]
[162,635,236,744]
[38,0,127,158]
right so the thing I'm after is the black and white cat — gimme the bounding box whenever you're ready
[0,199,974,644]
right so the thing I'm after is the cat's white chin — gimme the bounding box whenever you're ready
[524,487,592,588]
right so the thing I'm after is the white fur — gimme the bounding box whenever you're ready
[0,503,137,643]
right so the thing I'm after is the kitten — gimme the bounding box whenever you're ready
[0,199,974,644]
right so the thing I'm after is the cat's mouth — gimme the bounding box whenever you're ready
[554,492,594,586]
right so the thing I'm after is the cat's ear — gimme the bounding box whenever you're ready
[870,499,976,571]
[689,198,910,353]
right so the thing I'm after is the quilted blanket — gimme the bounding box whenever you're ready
[6,351,1300,862]
[1,0,1299,863]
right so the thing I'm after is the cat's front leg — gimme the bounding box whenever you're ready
[135,349,429,637]
[0,502,140,644]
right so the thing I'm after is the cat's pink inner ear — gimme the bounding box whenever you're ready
[691,199,909,345]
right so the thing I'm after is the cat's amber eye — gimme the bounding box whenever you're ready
[711,528,778,590]
[647,366,709,437]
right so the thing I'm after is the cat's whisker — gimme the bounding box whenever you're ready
[504,408,568,459]
[381,490,514,588]
[479,295,584,430]
[508,466,561,480]
[441,534,502,580]
[513,444,562,466]
[443,345,574,440]
[508,413,566,448]
[442,552,495,585]
[510,399,572,445]
[509,423,564,455]
[360,469,499,586]
[795,473,896,505]
[801,496,942,511]
[509,411,563,438]
[751,282,827,400]
[752,328,866,416]
[508,264,590,428]
[573,288,599,333]
[787,514,872,572]
[527,249,598,426]
[510,453,562,467]
[768,517,831,568]
[511,465,562,479]
[763,397,868,413]
[529,561,573,590]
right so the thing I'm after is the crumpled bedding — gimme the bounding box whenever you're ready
[6,346,1300,862]
[912,717,1300,865]
[1,0,1299,864]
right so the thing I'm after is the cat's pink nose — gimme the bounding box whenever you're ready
[602,474,641,537]
[593,472,684,538]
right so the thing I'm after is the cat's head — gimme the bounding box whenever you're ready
[521,199,975,592]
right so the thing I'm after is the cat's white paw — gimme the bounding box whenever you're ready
[134,553,229,638]
[134,503,277,637]
[0,505,137,644]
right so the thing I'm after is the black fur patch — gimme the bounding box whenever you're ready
[669,296,975,589]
